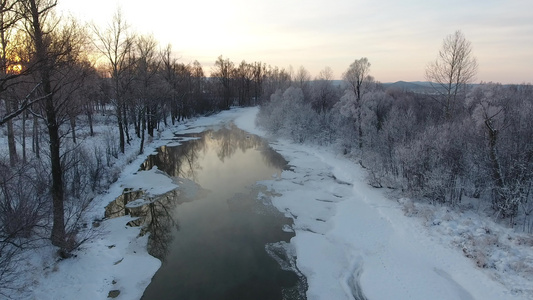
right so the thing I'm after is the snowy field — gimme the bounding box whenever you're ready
[24,107,532,299]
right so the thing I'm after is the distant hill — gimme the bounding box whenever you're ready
[382,81,437,93]
[328,80,439,93]
[319,80,482,94]
[382,81,486,94]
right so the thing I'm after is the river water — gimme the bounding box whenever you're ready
[107,124,306,299]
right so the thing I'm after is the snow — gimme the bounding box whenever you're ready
[235,107,532,300]
[120,166,178,197]
[24,106,532,299]
[28,216,161,300]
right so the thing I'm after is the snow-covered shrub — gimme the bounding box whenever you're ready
[103,129,119,166]
[259,81,533,229]
[0,157,50,296]
[331,90,359,152]
[466,83,533,224]
[0,159,48,239]
[257,87,320,144]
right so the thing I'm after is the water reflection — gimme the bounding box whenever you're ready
[141,123,288,178]
[105,188,180,261]
[107,123,304,299]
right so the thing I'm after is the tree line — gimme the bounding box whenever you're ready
[0,1,293,292]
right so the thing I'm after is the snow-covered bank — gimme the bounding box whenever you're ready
[24,108,257,300]
[235,107,532,300]
[25,128,180,299]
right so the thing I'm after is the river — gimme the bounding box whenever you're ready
[107,123,306,299]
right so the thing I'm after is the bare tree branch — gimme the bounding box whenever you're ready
[0,82,49,125]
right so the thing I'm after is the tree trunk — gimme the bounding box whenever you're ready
[134,110,141,138]
[6,99,18,166]
[139,108,145,155]
[70,115,76,144]
[122,101,130,144]
[116,99,125,154]
[33,114,40,158]
[486,121,503,188]
[358,109,363,149]
[147,105,153,137]
[28,0,66,248]
[47,100,66,248]
[87,106,94,136]
[6,119,18,166]
[22,111,27,163]
[485,119,508,215]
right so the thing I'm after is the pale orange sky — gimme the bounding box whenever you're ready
[59,0,533,84]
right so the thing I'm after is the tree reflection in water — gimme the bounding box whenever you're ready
[106,123,302,299]
[106,123,287,262]
[104,188,180,261]
[141,193,180,261]
[141,123,287,179]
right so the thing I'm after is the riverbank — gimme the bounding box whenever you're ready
[24,107,532,299]
[235,107,532,300]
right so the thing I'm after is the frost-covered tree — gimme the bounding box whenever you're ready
[261,65,291,102]
[467,83,533,221]
[311,66,337,113]
[343,57,371,102]
[292,65,311,100]
[340,59,375,149]
[426,30,478,120]
[257,87,318,143]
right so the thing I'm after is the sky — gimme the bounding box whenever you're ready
[57,0,533,84]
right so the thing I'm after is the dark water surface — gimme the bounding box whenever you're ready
[122,124,306,300]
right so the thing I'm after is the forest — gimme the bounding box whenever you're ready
[0,0,532,296]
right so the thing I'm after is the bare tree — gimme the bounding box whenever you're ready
[343,57,371,102]
[293,66,310,88]
[134,34,159,154]
[19,0,92,250]
[18,0,68,248]
[262,65,291,102]
[426,30,478,120]
[160,44,178,124]
[211,55,234,109]
[311,66,336,112]
[0,0,22,166]
[343,58,372,149]
[251,61,264,105]
[293,65,311,100]
[190,60,206,112]
[92,8,135,153]
[234,60,253,106]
